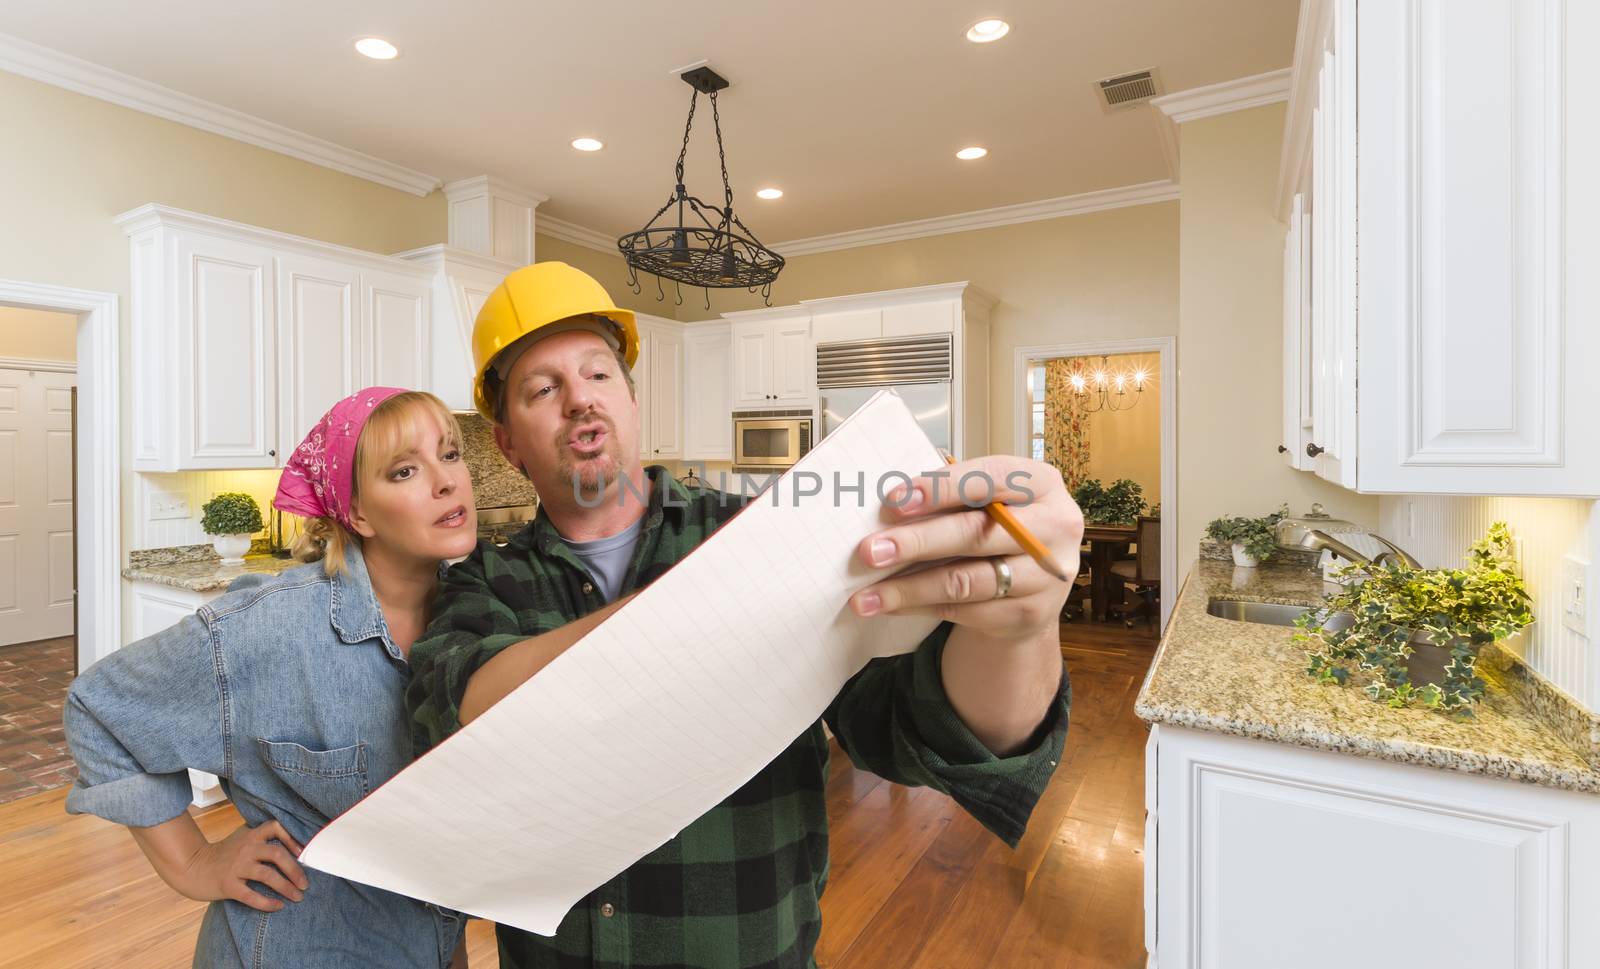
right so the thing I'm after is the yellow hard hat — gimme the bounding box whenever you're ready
[470,262,638,420]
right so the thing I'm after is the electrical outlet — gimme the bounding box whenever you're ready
[148,491,190,520]
[1562,555,1588,636]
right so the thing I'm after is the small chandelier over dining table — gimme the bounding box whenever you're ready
[617,65,785,308]
[1070,355,1150,413]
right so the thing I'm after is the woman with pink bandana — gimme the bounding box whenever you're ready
[64,389,478,968]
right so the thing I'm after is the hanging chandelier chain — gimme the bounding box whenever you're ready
[673,88,699,186]
[710,90,734,212]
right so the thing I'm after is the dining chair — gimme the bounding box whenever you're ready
[1110,516,1161,628]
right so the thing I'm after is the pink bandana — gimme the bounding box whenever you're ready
[273,387,409,529]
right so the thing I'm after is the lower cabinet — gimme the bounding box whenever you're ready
[1145,724,1600,968]
[127,581,228,808]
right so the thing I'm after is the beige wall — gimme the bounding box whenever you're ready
[535,233,673,318]
[674,202,1181,456]
[1075,351,1162,509]
[0,69,446,637]
[1176,104,1377,574]
[0,307,77,361]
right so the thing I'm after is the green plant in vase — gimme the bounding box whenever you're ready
[1297,522,1533,714]
[1204,505,1287,567]
[1070,477,1147,526]
[202,492,263,565]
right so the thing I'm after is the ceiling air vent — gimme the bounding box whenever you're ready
[1096,68,1163,111]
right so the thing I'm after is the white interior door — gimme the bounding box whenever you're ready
[0,367,77,647]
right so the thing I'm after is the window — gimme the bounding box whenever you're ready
[1029,363,1046,462]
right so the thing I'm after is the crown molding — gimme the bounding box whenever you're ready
[537,215,619,254]
[801,281,995,314]
[115,203,436,278]
[443,175,548,207]
[391,244,520,276]
[771,180,1179,257]
[1151,67,1293,124]
[0,31,441,197]
[0,355,76,374]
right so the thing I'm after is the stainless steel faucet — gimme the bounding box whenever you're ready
[1302,529,1422,570]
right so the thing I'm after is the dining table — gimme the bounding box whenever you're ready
[1082,522,1138,622]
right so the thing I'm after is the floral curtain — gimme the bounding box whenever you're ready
[1044,357,1091,492]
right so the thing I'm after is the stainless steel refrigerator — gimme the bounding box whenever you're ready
[817,333,952,451]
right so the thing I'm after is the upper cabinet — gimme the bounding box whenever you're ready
[1281,0,1596,496]
[635,314,683,462]
[725,308,814,408]
[121,205,433,472]
[682,322,733,461]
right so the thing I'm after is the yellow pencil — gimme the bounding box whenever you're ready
[939,449,1073,582]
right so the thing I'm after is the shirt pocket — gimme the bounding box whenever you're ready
[255,739,369,822]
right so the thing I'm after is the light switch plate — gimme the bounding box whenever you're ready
[149,490,190,520]
[1562,555,1588,636]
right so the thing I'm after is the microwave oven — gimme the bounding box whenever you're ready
[731,409,813,470]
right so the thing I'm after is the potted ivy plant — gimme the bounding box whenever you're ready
[201,492,263,564]
[1297,522,1532,714]
[1070,477,1147,526]
[1205,505,1288,567]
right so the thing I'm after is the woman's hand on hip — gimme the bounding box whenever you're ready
[177,819,310,912]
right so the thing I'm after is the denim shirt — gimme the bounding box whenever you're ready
[64,545,463,969]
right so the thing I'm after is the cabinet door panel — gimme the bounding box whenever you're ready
[179,234,276,468]
[635,328,652,459]
[364,273,429,391]
[683,328,732,460]
[650,328,683,459]
[1355,0,1590,494]
[732,325,772,405]
[278,254,359,451]
[769,321,813,403]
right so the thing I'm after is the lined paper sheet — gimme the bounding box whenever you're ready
[300,389,946,936]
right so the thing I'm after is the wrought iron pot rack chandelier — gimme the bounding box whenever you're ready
[617,66,785,308]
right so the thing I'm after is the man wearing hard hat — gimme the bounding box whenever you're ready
[407,262,1077,968]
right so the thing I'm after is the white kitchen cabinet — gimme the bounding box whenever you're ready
[1146,724,1600,968]
[682,322,733,461]
[128,581,227,808]
[725,308,814,408]
[277,253,360,451]
[1281,0,1597,496]
[396,245,516,413]
[1280,195,1313,472]
[128,227,280,470]
[121,205,439,470]
[361,270,431,391]
[633,314,684,462]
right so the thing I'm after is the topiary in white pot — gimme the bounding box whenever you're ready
[201,492,263,564]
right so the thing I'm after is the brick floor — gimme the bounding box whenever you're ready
[0,636,76,804]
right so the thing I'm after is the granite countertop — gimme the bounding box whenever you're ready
[123,554,304,593]
[1135,559,1600,795]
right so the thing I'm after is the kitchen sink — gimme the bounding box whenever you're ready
[1206,599,1354,632]
[1205,599,1313,626]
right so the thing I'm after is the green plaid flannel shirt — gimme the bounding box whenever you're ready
[407,467,1070,969]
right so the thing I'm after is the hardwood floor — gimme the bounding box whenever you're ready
[0,621,1158,969]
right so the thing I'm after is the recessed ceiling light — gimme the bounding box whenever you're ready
[966,18,1010,43]
[756,188,784,200]
[956,146,988,160]
[572,138,604,152]
[354,37,399,60]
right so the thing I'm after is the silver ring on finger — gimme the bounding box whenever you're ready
[991,557,1013,599]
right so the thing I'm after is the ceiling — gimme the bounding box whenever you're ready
[0,1,1298,244]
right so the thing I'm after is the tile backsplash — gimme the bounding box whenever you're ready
[1377,495,1600,714]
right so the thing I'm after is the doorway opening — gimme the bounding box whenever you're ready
[0,282,119,804]
[1013,337,1177,629]
[0,308,78,802]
